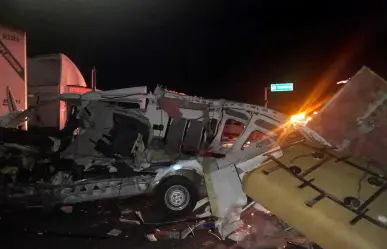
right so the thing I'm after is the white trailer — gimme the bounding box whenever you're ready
[27,53,93,131]
[0,25,27,127]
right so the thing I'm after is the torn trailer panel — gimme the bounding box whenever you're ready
[308,66,387,169]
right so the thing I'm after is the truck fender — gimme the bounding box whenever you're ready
[148,159,203,192]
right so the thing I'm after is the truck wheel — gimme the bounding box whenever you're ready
[157,176,199,217]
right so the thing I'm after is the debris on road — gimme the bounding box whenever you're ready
[134,211,144,224]
[120,208,132,214]
[107,229,122,237]
[119,217,141,225]
[146,234,158,242]
[59,206,73,214]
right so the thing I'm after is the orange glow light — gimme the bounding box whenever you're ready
[290,112,306,122]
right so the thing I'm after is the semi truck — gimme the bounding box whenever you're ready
[0,25,27,123]
[0,25,93,131]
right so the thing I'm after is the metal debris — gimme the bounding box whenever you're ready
[196,205,212,218]
[134,211,144,223]
[150,228,181,240]
[120,208,132,214]
[193,197,209,212]
[146,234,157,242]
[59,206,73,214]
[107,229,122,237]
[119,217,140,225]
[181,220,206,239]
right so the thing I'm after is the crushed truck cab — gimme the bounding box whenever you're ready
[0,85,292,221]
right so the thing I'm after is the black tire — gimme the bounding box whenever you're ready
[156,175,199,217]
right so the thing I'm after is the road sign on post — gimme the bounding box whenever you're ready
[270,83,294,92]
[265,83,294,108]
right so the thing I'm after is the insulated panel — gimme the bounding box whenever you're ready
[308,66,387,169]
[243,140,387,249]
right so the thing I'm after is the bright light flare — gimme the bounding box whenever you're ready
[290,112,313,125]
[337,79,349,84]
[290,112,306,122]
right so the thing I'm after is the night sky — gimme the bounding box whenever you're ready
[1,0,387,114]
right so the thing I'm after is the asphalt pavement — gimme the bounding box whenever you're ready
[0,196,319,249]
[0,196,224,249]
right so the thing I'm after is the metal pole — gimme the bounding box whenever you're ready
[91,67,95,90]
[91,66,97,91]
[264,87,268,108]
[94,67,97,91]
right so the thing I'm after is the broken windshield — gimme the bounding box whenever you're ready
[221,119,245,148]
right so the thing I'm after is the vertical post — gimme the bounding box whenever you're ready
[91,66,97,91]
[264,87,268,108]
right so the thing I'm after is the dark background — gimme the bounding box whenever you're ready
[1,0,387,113]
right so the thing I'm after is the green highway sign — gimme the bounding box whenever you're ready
[270,83,294,92]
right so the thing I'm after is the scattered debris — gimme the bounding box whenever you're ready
[208,231,222,241]
[181,220,206,239]
[119,217,140,225]
[134,211,144,223]
[217,199,246,240]
[146,234,157,242]
[101,210,112,215]
[193,197,209,212]
[107,229,122,237]
[196,205,212,218]
[59,205,73,214]
[120,208,132,214]
[150,228,181,240]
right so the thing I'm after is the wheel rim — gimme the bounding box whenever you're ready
[164,185,190,211]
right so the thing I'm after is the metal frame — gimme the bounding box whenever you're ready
[262,140,387,230]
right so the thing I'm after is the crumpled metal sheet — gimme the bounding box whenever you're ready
[158,97,183,120]
[60,100,152,165]
[308,66,387,167]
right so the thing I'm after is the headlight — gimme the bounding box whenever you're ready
[290,112,312,125]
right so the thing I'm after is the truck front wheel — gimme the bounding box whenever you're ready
[156,176,199,217]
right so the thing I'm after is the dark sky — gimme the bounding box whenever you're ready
[1,0,387,113]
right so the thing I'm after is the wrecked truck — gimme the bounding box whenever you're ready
[243,66,387,249]
[0,85,293,218]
